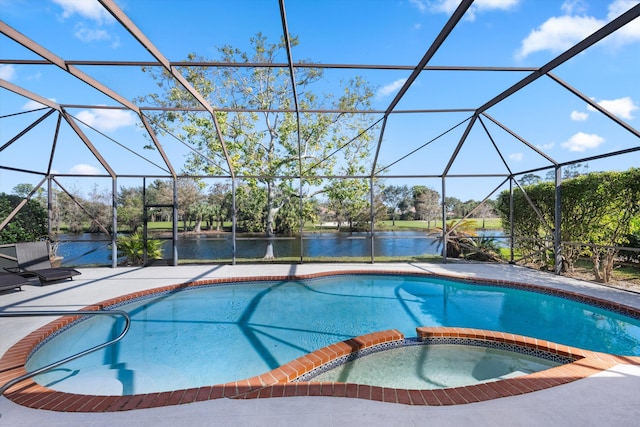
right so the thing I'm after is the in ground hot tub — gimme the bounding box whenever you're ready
[300,339,570,389]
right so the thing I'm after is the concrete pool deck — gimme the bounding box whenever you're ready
[2,262,640,426]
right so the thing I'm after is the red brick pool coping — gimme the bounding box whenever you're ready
[2,270,640,412]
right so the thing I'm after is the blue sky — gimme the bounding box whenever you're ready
[1,0,639,201]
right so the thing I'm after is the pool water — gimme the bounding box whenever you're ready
[26,274,640,395]
[308,344,563,389]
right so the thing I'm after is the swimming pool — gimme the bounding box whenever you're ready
[23,272,640,396]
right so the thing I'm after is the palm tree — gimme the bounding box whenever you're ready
[430,220,502,261]
[429,219,477,258]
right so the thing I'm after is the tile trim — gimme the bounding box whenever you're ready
[2,269,640,411]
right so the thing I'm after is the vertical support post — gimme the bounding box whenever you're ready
[441,176,447,262]
[509,177,515,264]
[299,177,304,264]
[112,177,118,268]
[171,178,178,266]
[232,178,237,265]
[370,176,375,264]
[554,166,563,275]
[47,176,53,238]
[142,177,148,266]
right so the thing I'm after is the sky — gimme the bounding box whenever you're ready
[1,0,639,202]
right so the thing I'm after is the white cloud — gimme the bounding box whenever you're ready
[22,99,56,110]
[561,0,588,15]
[587,96,639,119]
[570,110,589,121]
[52,0,113,24]
[516,15,602,59]
[0,64,16,80]
[429,0,520,20]
[53,0,119,45]
[516,0,640,59]
[606,0,640,47]
[475,0,520,10]
[509,152,524,161]
[560,132,605,152]
[76,108,136,132]
[409,0,429,13]
[74,24,110,43]
[69,163,101,175]
[377,78,408,98]
[537,142,555,150]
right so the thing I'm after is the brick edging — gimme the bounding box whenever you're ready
[2,270,640,411]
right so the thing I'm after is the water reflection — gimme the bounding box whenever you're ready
[56,230,506,266]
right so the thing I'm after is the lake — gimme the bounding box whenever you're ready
[56,230,506,267]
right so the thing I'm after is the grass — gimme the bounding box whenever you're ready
[372,218,503,231]
[143,218,504,233]
[58,217,504,234]
[572,258,640,285]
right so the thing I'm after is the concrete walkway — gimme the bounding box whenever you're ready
[2,263,640,426]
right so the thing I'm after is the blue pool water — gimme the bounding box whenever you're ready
[307,344,564,389]
[27,274,640,395]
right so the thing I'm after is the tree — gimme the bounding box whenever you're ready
[413,186,440,227]
[496,168,640,282]
[146,179,174,222]
[429,219,476,258]
[117,186,143,233]
[187,201,209,233]
[545,163,589,181]
[325,178,370,231]
[176,178,202,232]
[381,185,411,225]
[206,182,232,231]
[57,187,85,233]
[474,200,497,229]
[12,183,45,202]
[518,174,541,186]
[0,193,47,243]
[86,185,111,233]
[140,33,376,258]
[234,184,267,233]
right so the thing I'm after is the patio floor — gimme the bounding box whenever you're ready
[2,262,640,426]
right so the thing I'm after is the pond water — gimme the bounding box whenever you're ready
[56,230,506,266]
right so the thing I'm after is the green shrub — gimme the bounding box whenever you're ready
[113,232,163,265]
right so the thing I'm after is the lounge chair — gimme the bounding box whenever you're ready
[5,241,81,284]
[0,273,29,292]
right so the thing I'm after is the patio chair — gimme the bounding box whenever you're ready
[0,273,29,292]
[5,241,81,284]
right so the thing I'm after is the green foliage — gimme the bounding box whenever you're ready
[413,185,440,223]
[117,186,143,233]
[325,178,371,231]
[234,184,267,232]
[430,219,479,259]
[620,231,640,263]
[0,193,47,244]
[496,168,640,282]
[381,185,412,224]
[113,232,163,265]
[275,194,319,235]
[138,33,377,254]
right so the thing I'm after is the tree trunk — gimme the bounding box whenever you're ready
[264,181,277,259]
[592,250,603,282]
[603,249,616,283]
[193,218,202,233]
